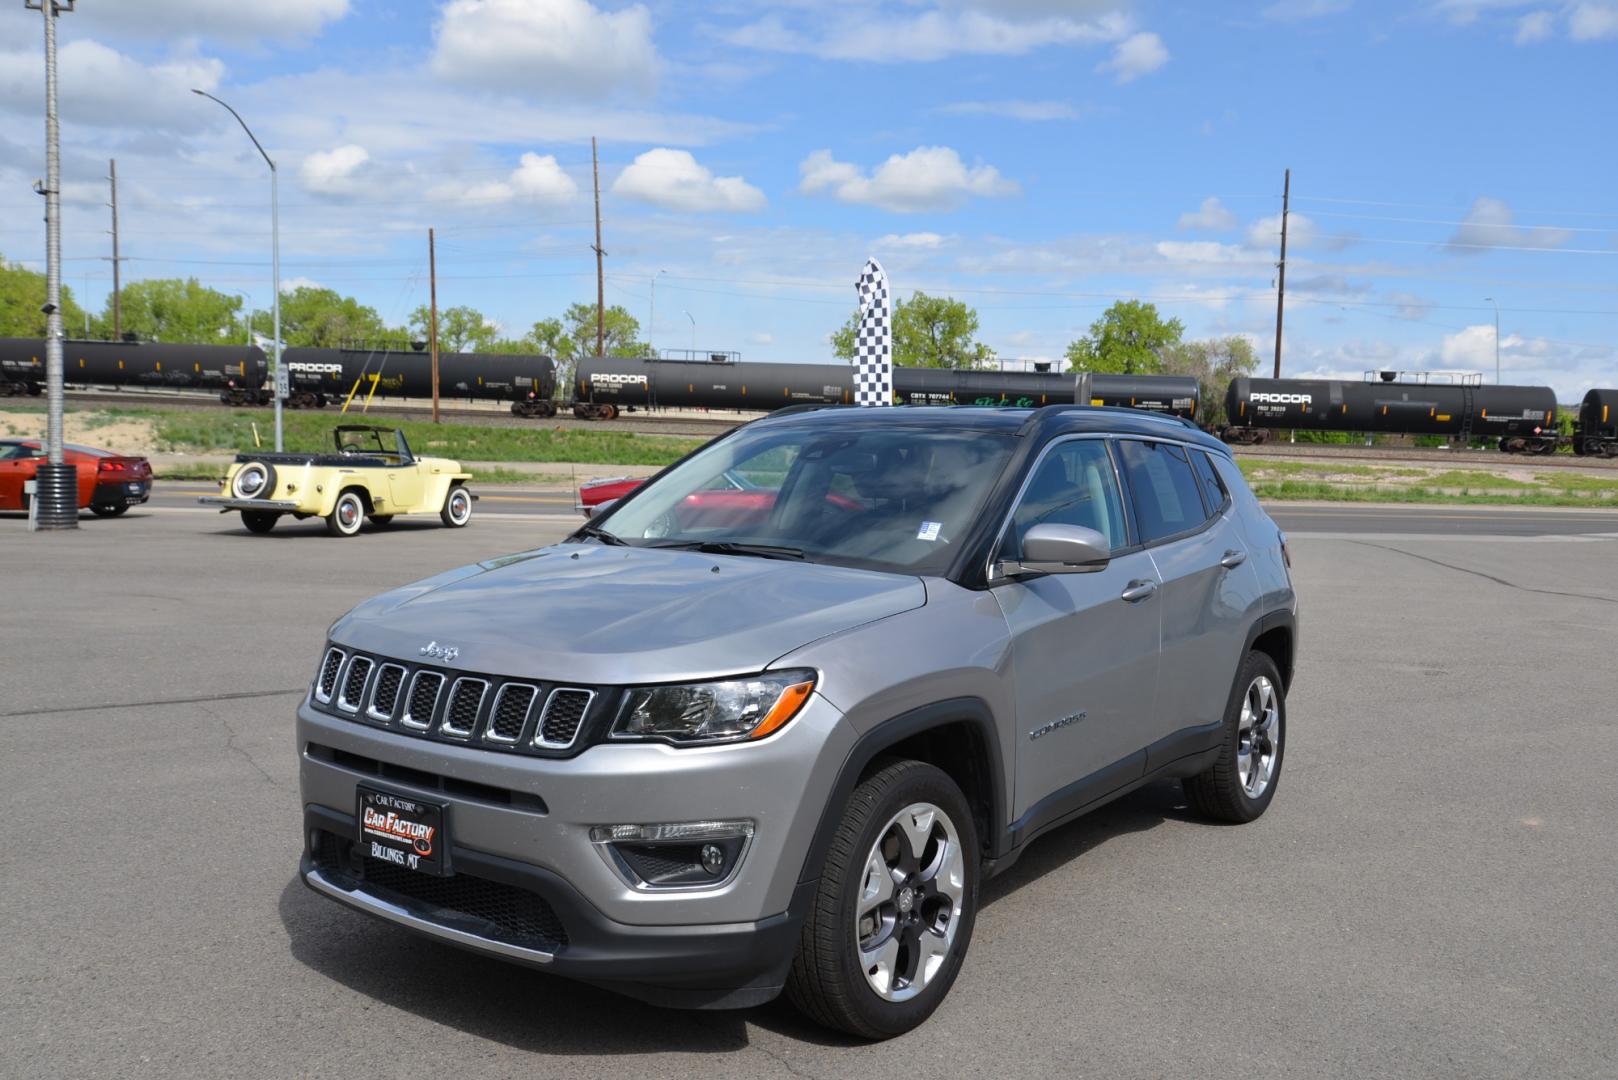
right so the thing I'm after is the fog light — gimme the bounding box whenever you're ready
[700,843,725,875]
[589,820,753,889]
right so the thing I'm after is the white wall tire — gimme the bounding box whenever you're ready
[231,461,277,500]
[440,485,472,528]
[325,491,366,537]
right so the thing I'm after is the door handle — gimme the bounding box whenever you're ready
[1120,579,1158,603]
[1219,549,1248,569]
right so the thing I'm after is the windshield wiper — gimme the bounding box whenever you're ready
[575,522,628,546]
[649,539,806,561]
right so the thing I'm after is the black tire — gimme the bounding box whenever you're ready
[369,514,394,527]
[230,461,278,500]
[785,760,979,1040]
[1183,651,1286,824]
[326,490,366,537]
[440,484,472,528]
[89,503,129,517]
[241,510,280,534]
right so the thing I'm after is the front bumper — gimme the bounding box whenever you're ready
[296,691,852,1006]
[199,495,301,511]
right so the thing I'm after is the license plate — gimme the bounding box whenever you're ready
[357,787,448,876]
[127,482,144,493]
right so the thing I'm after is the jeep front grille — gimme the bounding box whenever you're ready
[337,656,372,714]
[311,647,604,757]
[536,689,594,749]
[441,678,488,738]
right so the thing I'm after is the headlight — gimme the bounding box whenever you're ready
[611,670,816,746]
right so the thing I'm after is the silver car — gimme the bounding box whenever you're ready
[298,405,1297,1039]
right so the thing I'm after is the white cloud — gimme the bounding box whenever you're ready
[1445,196,1572,252]
[935,99,1081,121]
[1178,196,1237,231]
[0,40,223,133]
[280,276,324,294]
[1569,2,1618,39]
[726,6,1132,62]
[750,332,774,346]
[1514,10,1556,41]
[612,148,765,213]
[1095,32,1169,84]
[78,0,348,43]
[431,0,658,98]
[449,152,579,205]
[1154,240,1250,264]
[300,144,370,196]
[1262,0,1352,20]
[876,232,953,249]
[799,146,1018,213]
[1245,211,1351,251]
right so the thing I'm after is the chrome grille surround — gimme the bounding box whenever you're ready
[535,688,596,750]
[441,677,489,739]
[366,663,407,723]
[314,647,344,704]
[485,683,538,744]
[336,656,373,714]
[401,670,444,731]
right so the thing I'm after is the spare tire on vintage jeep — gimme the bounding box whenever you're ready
[230,460,278,500]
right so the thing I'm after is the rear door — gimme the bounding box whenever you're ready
[1114,438,1262,756]
[992,436,1162,828]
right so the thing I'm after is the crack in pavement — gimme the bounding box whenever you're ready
[204,703,283,789]
[1350,540,1618,607]
[0,688,304,719]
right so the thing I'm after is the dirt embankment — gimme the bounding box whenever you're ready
[0,409,159,455]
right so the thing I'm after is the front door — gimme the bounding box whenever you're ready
[992,437,1162,829]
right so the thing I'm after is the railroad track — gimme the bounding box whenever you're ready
[51,390,745,438]
[1234,442,1618,472]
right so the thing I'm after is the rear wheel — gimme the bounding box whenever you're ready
[325,491,366,537]
[440,485,472,528]
[89,503,129,517]
[786,760,978,1039]
[241,510,280,534]
[1184,651,1286,823]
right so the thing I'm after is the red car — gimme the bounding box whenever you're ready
[577,471,862,531]
[0,439,153,517]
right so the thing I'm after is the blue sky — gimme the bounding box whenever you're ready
[1,0,1615,398]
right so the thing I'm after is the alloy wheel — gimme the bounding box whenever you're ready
[855,802,966,1003]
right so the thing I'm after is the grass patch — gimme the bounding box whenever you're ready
[141,409,701,466]
[1252,480,1618,507]
[467,467,568,485]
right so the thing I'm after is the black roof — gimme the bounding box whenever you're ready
[752,404,1228,453]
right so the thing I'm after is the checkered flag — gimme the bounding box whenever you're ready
[852,258,892,407]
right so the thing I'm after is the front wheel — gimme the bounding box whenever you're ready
[325,491,366,537]
[786,760,978,1039]
[440,485,472,528]
[1183,651,1286,823]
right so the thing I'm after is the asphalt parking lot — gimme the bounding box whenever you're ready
[4,503,1617,1079]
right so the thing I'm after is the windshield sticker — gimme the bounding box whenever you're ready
[916,521,942,542]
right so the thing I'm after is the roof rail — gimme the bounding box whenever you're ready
[1014,402,1201,436]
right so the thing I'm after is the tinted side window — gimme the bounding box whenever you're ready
[1009,439,1128,553]
[1116,440,1207,544]
[1190,450,1229,515]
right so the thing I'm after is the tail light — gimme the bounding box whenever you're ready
[98,459,128,474]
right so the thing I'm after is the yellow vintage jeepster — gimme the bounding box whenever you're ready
[200,425,475,537]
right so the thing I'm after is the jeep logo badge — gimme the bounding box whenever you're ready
[419,641,459,663]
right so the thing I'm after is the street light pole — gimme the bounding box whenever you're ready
[684,309,695,354]
[193,88,282,451]
[27,0,76,530]
[649,269,665,353]
[1484,296,1500,385]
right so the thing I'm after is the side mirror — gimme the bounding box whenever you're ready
[995,523,1111,580]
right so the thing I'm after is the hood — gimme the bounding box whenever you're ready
[330,542,927,684]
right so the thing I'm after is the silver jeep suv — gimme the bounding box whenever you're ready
[299,405,1297,1038]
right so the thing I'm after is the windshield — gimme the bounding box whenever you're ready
[596,421,1018,575]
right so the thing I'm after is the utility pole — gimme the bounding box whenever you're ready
[1272,168,1289,379]
[429,227,440,424]
[29,0,76,530]
[591,136,605,356]
[106,158,125,338]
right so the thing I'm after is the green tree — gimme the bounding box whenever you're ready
[409,304,498,353]
[1065,300,1184,374]
[103,277,244,343]
[253,286,389,348]
[830,291,995,368]
[1160,336,1258,426]
[561,303,649,358]
[486,318,583,397]
[0,253,90,337]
